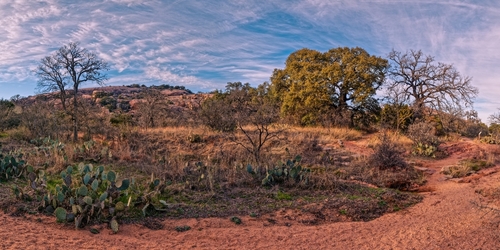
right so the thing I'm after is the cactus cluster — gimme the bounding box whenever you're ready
[412,143,437,158]
[0,150,29,182]
[138,173,167,217]
[36,163,130,231]
[74,140,111,163]
[247,155,310,186]
[30,137,65,154]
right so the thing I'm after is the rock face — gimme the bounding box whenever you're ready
[19,85,205,113]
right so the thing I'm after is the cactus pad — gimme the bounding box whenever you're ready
[77,185,88,196]
[107,171,116,182]
[54,207,67,222]
[110,218,119,233]
[91,179,99,191]
[83,196,93,205]
[115,201,125,211]
[117,179,130,191]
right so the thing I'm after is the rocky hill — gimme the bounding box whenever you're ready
[21,85,210,113]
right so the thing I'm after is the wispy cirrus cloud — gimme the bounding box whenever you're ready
[1,0,500,121]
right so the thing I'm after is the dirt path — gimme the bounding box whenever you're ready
[3,140,500,249]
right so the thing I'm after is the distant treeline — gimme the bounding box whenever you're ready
[124,84,193,93]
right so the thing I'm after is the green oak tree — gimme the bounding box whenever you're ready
[270,47,388,127]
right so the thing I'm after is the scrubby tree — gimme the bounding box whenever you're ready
[35,42,109,141]
[199,91,237,133]
[135,89,169,130]
[270,47,388,127]
[488,109,500,125]
[0,99,17,131]
[201,82,282,163]
[20,100,70,140]
[380,103,413,132]
[387,49,478,120]
[460,110,488,138]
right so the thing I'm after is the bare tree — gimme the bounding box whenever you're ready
[381,84,414,132]
[201,82,283,164]
[136,89,169,130]
[35,42,109,141]
[489,109,500,125]
[232,96,283,164]
[387,49,478,119]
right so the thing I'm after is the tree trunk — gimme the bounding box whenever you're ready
[73,90,78,142]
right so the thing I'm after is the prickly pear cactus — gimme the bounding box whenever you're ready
[261,155,310,186]
[110,217,119,233]
[115,201,125,212]
[37,163,131,228]
[54,207,67,222]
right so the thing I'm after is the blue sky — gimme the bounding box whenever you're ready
[0,0,499,121]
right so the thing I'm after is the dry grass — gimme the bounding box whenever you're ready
[442,159,495,178]
[290,126,364,141]
[1,124,427,224]
[365,131,413,151]
[10,125,423,192]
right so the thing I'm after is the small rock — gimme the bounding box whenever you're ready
[441,166,451,174]
[450,178,463,183]
[414,166,428,171]
[438,175,453,181]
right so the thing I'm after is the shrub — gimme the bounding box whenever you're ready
[407,121,438,146]
[368,134,408,170]
[462,122,488,138]
[407,121,440,157]
[199,97,236,132]
[99,96,117,111]
[187,134,202,143]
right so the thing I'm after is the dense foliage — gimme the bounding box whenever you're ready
[269,47,388,127]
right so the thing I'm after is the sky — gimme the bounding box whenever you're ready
[0,0,499,121]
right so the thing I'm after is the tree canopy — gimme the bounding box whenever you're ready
[269,47,388,127]
[35,42,109,141]
[387,49,478,119]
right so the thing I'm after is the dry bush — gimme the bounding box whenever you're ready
[441,151,496,178]
[407,121,438,146]
[368,133,408,170]
[77,99,116,141]
[441,164,472,178]
[19,138,68,173]
[365,131,413,150]
[6,127,32,142]
[346,160,424,190]
[20,101,71,141]
[329,132,425,190]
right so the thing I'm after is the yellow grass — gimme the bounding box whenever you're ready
[290,126,364,141]
[365,130,413,150]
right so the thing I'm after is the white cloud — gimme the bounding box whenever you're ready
[144,66,215,88]
[0,0,500,121]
